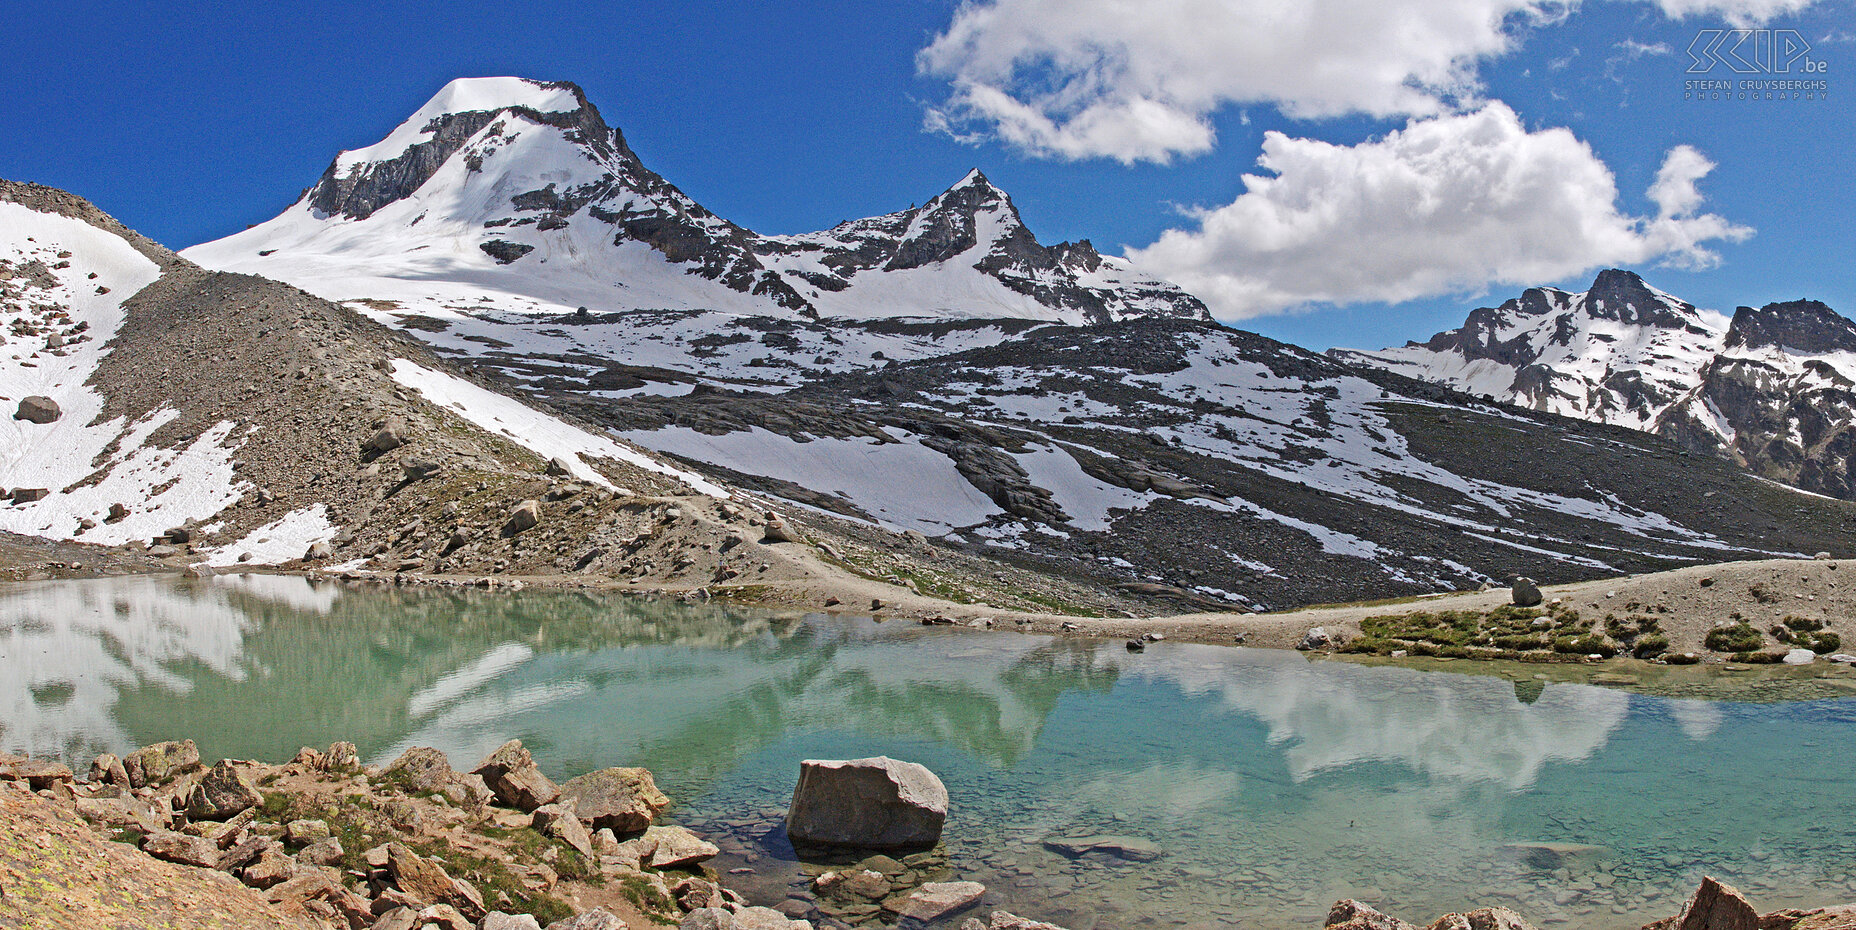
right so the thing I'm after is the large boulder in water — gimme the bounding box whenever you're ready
[786,756,947,849]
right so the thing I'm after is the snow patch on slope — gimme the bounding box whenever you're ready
[625,425,1001,534]
[206,504,336,567]
[0,203,253,544]
[389,359,727,497]
[1010,444,1158,531]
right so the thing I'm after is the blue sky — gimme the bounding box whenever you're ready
[2,0,1849,350]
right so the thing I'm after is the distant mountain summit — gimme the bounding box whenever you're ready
[1332,270,1726,431]
[185,77,1208,325]
[1334,270,1856,499]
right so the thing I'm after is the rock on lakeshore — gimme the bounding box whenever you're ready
[471,739,560,812]
[2,737,764,930]
[558,766,671,833]
[1322,877,1856,930]
[1642,876,1760,930]
[786,756,947,849]
[1511,577,1543,607]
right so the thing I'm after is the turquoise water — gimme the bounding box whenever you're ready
[3,575,1854,930]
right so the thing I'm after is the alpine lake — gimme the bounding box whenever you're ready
[4,574,1856,930]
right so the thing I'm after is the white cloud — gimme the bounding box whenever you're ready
[918,0,1548,163]
[1651,0,1817,28]
[919,0,1817,162]
[1125,103,1753,319]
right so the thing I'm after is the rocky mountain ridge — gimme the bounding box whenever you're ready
[1333,270,1856,499]
[183,77,1208,327]
[516,315,1856,611]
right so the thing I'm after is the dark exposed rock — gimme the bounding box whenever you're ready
[480,240,535,264]
[1725,300,1856,354]
[13,395,60,423]
[185,760,262,820]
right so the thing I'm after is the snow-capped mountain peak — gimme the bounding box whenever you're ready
[185,78,1207,326]
[1331,269,1728,429]
[1335,270,1856,499]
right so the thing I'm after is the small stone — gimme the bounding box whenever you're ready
[380,746,454,793]
[87,753,129,787]
[547,908,629,930]
[482,915,545,930]
[322,741,361,773]
[533,799,596,858]
[646,825,719,869]
[142,830,220,868]
[386,842,486,922]
[363,420,407,454]
[242,847,297,889]
[1327,900,1420,930]
[0,759,73,790]
[1041,834,1163,862]
[786,756,946,849]
[298,837,344,866]
[762,513,801,544]
[504,500,542,535]
[1298,627,1343,650]
[894,881,985,924]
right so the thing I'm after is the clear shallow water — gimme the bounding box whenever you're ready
[3,575,1855,930]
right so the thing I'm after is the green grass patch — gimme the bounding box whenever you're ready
[1631,633,1670,659]
[1350,602,1605,659]
[1705,622,1765,653]
[615,873,681,924]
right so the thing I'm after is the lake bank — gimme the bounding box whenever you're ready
[5,577,1856,929]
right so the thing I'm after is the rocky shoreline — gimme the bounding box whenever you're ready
[5,741,1855,930]
[0,741,1058,930]
[1325,876,1855,930]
